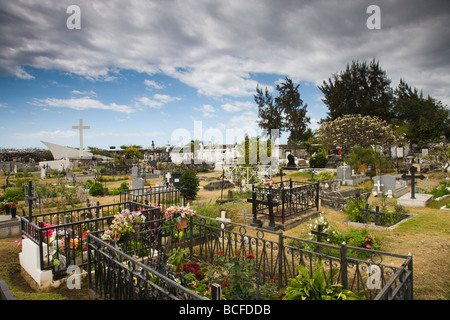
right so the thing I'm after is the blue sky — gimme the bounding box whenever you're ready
[1,0,449,150]
[0,66,327,149]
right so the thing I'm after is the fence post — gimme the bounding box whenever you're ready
[315,182,320,211]
[211,283,222,300]
[188,215,194,259]
[277,232,284,289]
[340,242,348,290]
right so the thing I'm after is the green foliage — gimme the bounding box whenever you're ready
[255,78,310,143]
[344,198,366,223]
[167,248,188,267]
[283,260,365,300]
[317,171,335,181]
[179,169,200,201]
[310,152,328,168]
[89,182,104,196]
[430,181,450,199]
[0,187,25,202]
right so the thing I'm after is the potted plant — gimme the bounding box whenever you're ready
[164,204,196,229]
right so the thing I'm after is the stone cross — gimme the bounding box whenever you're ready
[72,118,90,156]
[402,166,425,199]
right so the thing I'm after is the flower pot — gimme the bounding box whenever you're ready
[175,217,188,230]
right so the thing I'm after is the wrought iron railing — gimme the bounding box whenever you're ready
[20,201,161,275]
[248,180,320,225]
[86,214,413,300]
[119,186,187,212]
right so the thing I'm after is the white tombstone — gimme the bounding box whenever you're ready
[19,239,53,288]
[387,190,393,198]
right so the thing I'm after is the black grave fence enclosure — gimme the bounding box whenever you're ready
[86,214,413,300]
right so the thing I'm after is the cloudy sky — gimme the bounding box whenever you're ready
[0,0,449,150]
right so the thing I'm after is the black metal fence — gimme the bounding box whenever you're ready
[20,201,161,275]
[248,179,320,226]
[119,186,187,212]
[86,214,413,300]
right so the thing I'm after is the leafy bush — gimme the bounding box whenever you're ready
[179,169,200,201]
[344,198,366,223]
[89,182,104,196]
[310,153,328,168]
[283,260,365,300]
[317,171,335,181]
[1,187,25,202]
[430,182,450,199]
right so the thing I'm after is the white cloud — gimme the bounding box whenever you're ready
[193,104,217,118]
[71,90,97,97]
[0,0,449,105]
[144,80,165,90]
[221,101,256,112]
[135,94,181,109]
[30,97,136,114]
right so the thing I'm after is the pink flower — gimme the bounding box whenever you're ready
[366,244,372,249]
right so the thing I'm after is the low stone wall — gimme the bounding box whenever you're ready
[320,189,370,211]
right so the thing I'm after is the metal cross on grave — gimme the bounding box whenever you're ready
[311,224,328,243]
[25,180,36,221]
[359,204,385,225]
[402,166,425,199]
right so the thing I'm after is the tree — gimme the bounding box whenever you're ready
[179,169,200,201]
[392,79,449,144]
[255,78,310,143]
[124,145,142,160]
[276,78,310,143]
[319,59,393,121]
[317,114,405,155]
[255,85,282,140]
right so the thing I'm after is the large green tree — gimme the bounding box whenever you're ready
[255,77,310,143]
[319,59,393,121]
[392,79,449,144]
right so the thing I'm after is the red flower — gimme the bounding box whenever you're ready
[246,254,255,259]
[218,251,223,255]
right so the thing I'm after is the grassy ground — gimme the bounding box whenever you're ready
[1,169,449,300]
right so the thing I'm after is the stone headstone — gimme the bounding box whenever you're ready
[337,165,351,182]
[373,175,409,198]
[132,178,144,195]
[130,166,139,179]
[286,154,296,167]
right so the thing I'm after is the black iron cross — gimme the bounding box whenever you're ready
[25,180,36,221]
[359,204,385,225]
[247,190,279,230]
[402,166,425,199]
[311,224,328,243]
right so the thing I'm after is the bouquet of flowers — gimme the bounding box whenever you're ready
[164,203,196,224]
[102,209,146,241]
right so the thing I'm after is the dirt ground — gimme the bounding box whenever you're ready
[1,170,449,300]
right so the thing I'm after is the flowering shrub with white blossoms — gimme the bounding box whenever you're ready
[306,213,341,245]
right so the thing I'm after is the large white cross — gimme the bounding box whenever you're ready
[72,119,90,156]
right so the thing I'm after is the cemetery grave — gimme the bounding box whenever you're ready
[3,165,450,300]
